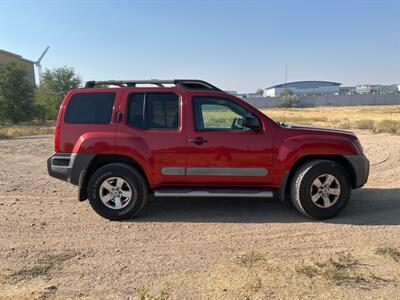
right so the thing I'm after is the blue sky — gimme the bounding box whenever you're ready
[1,0,399,92]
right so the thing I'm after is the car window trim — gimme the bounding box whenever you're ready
[126,92,181,131]
[192,96,260,132]
[64,92,116,125]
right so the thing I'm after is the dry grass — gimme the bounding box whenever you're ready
[197,105,400,135]
[1,105,399,138]
[296,253,385,287]
[137,288,169,300]
[7,252,76,283]
[354,119,375,130]
[376,246,400,262]
[0,252,76,299]
[237,251,265,269]
[373,120,400,134]
[206,251,391,299]
[261,105,400,134]
[7,266,52,282]
[0,287,51,300]
[0,123,54,138]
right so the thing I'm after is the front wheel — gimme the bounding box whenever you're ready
[87,163,148,220]
[290,160,351,219]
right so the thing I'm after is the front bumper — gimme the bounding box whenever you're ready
[47,153,95,186]
[344,154,370,188]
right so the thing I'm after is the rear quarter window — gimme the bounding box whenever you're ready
[127,92,179,130]
[64,93,115,124]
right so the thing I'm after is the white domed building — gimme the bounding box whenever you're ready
[265,81,341,97]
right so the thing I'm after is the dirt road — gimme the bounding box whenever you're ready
[0,131,399,299]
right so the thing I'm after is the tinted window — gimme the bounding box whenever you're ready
[127,94,145,128]
[194,97,252,131]
[65,93,115,124]
[127,93,179,130]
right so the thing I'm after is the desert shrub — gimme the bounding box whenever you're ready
[297,253,385,286]
[373,120,400,134]
[354,119,374,130]
[376,246,400,262]
[280,88,299,108]
[339,118,351,129]
[137,288,169,300]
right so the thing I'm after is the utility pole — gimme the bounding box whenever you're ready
[285,64,287,87]
[283,63,288,123]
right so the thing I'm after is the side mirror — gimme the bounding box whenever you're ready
[244,115,261,131]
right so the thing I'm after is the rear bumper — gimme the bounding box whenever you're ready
[47,153,95,186]
[344,154,370,188]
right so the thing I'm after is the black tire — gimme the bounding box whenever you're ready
[290,159,351,219]
[87,163,148,220]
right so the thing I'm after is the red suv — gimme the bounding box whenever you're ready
[47,79,369,220]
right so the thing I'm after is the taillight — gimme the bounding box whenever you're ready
[54,124,61,153]
[54,108,62,153]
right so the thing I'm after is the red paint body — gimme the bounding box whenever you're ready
[55,87,361,190]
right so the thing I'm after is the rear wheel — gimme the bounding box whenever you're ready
[87,163,148,220]
[290,160,351,219]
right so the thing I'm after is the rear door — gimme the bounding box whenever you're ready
[116,89,187,187]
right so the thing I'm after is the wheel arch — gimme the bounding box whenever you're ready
[280,154,357,201]
[79,154,150,201]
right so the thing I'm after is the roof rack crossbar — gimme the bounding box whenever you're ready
[84,79,222,91]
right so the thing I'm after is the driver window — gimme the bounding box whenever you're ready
[194,97,252,131]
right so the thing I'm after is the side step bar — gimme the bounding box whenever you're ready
[154,189,274,198]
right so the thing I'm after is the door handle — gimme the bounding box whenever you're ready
[189,137,208,145]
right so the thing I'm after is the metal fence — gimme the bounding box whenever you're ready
[243,94,400,109]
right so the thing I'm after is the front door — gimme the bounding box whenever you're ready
[186,95,274,187]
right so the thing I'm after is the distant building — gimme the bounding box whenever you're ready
[355,84,398,95]
[0,49,36,86]
[339,86,356,95]
[355,84,377,95]
[226,89,264,99]
[340,84,399,95]
[245,89,264,98]
[265,81,341,97]
[229,81,399,98]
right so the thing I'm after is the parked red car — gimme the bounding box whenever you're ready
[48,79,369,220]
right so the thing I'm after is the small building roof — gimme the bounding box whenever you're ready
[266,81,341,90]
[0,49,35,64]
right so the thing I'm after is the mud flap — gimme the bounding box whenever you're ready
[278,171,290,202]
[77,170,88,201]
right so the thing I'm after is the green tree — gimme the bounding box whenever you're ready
[279,88,299,108]
[34,66,81,121]
[34,85,58,122]
[256,88,264,96]
[0,61,35,123]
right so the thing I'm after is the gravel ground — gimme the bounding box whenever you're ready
[0,131,399,299]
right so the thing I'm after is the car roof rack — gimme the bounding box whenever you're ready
[84,79,222,91]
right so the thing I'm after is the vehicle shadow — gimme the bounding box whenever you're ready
[134,188,400,225]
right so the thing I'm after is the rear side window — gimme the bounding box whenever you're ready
[127,93,179,130]
[65,93,115,124]
[128,94,145,128]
